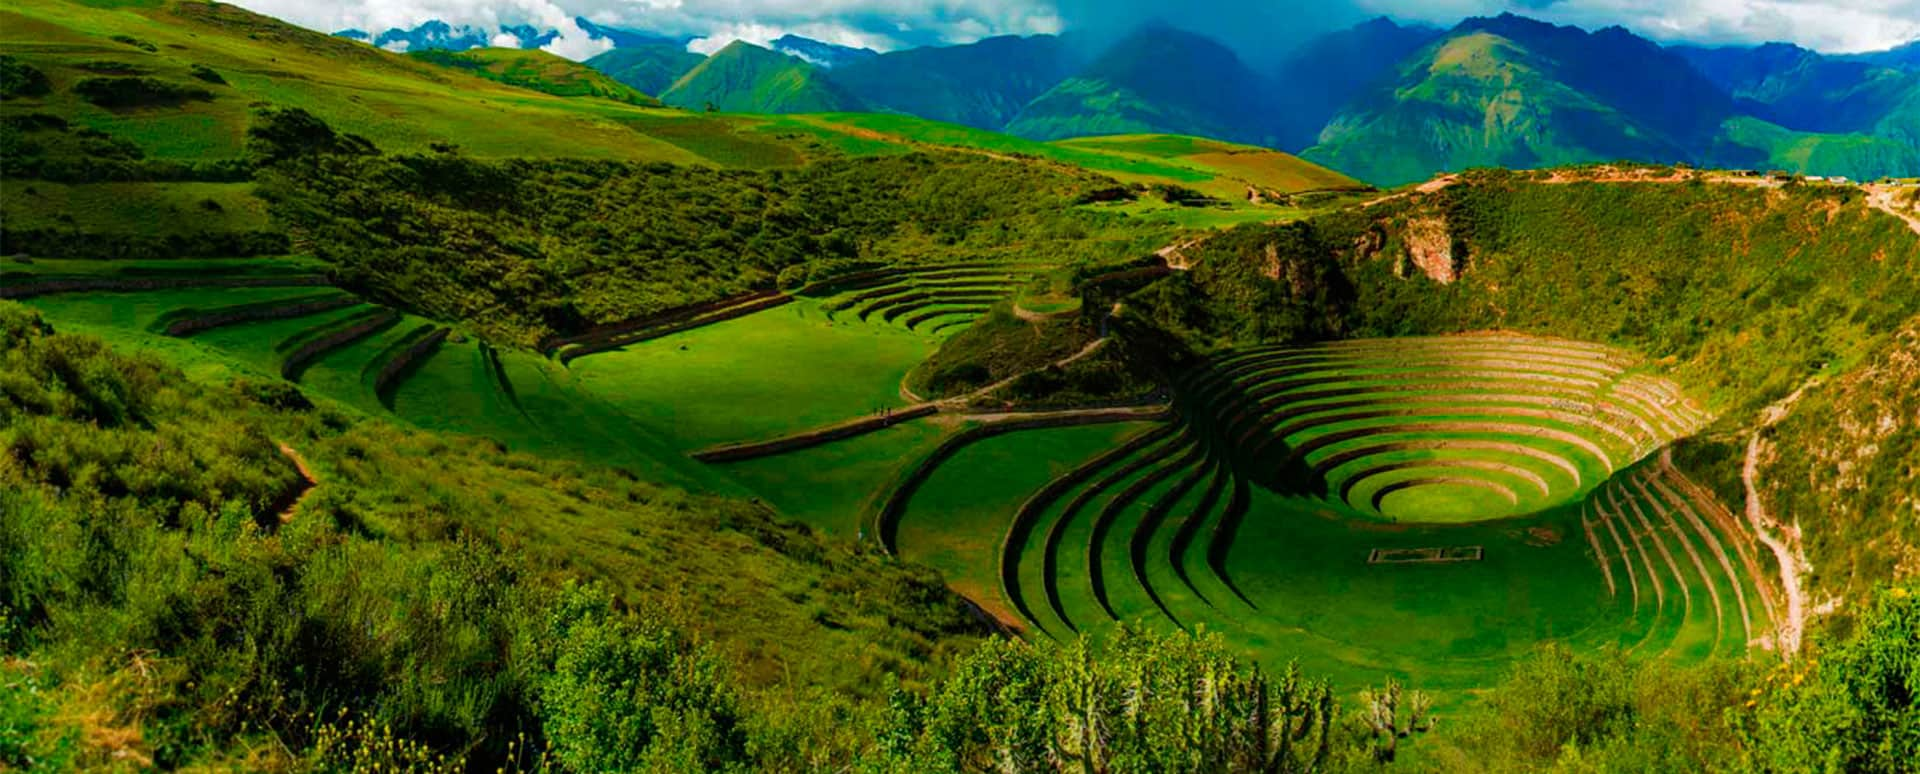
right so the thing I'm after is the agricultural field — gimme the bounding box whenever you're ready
[873,333,1778,697]
[9,1,1917,768]
[5,256,1789,706]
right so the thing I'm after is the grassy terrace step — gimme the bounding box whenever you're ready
[557,293,795,363]
[925,316,980,335]
[1086,439,1209,621]
[278,307,403,382]
[874,408,1173,553]
[901,306,991,331]
[1124,456,1215,625]
[1000,423,1182,635]
[367,324,450,406]
[152,291,359,336]
[542,290,786,353]
[1,272,333,299]
[879,296,1007,324]
[1039,430,1195,632]
[1248,392,1665,448]
[692,403,942,463]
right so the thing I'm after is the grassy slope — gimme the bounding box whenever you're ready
[1305,32,1683,187]
[584,42,706,96]
[0,0,879,166]
[569,299,938,452]
[0,301,991,767]
[660,40,863,114]
[408,46,660,106]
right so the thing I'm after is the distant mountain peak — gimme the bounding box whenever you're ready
[769,34,878,68]
[334,17,680,54]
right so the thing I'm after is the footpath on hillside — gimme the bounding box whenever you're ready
[273,442,318,523]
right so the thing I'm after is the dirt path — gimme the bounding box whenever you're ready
[1865,185,1920,236]
[1742,379,1820,656]
[1157,239,1202,270]
[274,442,317,523]
[1361,174,1458,208]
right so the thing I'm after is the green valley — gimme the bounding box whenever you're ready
[2,0,1917,772]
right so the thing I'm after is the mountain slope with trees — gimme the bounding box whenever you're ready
[584,43,706,96]
[661,40,865,113]
[1003,24,1287,145]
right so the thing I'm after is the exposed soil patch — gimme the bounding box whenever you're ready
[272,441,317,523]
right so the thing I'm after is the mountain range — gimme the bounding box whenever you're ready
[336,14,1920,186]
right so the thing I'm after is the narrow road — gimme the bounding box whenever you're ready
[1743,379,1820,656]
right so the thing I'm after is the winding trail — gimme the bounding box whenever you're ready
[274,442,317,524]
[1743,380,1820,656]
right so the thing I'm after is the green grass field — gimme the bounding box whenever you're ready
[569,299,940,451]
[874,333,1773,703]
[7,265,1792,721]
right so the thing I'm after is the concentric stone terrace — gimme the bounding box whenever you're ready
[1189,334,1712,523]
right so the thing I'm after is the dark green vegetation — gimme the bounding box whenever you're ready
[1303,15,1920,185]
[5,0,1920,770]
[17,297,1909,770]
[255,136,1153,347]
[1003,25,1283,146]
[407,47,659,106]
[661,40,864,114]
[567,13,1920,186]
[586,43,707,97]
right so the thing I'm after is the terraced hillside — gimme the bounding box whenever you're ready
[812,262,1045,335]
[875,333,1781,691]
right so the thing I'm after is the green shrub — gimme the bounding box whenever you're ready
[72,76,213,109]
[108,34,157,52]
[0,55,52,100]
[532,582,751,772]
[0,665,77,770]
[1737,587,1920,772]
[188,63,226,85]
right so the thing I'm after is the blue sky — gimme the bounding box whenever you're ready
[238,0,1920,60]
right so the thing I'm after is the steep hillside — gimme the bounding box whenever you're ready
[1270,17,1442,150]
[410,47,659,105]
[1709,117,1920,181]
[1053,134,1363,198]
[1004,24,1284,145]
[1675,42,1920,147]
[1117,171,1920,641]
[585,43,707,96]
[830,34,1079,130]
[0,0,817,164]
[771,34,878,68]
[661,40,865,113]
[1305,15,1730,185]
[1756,318,1920,619]
[1134,172,1920,410]
[1844,39,1920,70]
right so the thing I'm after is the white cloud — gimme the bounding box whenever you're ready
[237,0,1063,59]
[228,0,1920,57]
[685,19,893,55]
[1359,0,1920,52]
